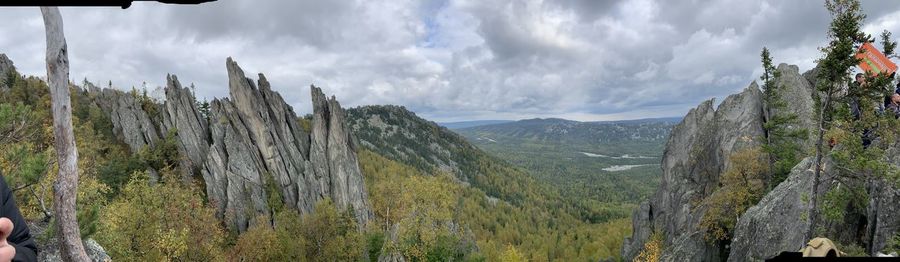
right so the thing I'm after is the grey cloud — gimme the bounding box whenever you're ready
[1,0,899,123]
[550,0,619,22]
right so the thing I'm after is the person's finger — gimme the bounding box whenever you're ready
[0,218,13,243]
[0,245,15,261]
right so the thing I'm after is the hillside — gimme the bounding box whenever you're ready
[346,105,633,259]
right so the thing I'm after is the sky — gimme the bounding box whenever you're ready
[1,0,899,122]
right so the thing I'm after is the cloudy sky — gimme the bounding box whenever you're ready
[1,0,899,122]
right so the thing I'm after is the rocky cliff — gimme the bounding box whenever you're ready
[0,54,14,89]
[622,64,848,261]
[87,58,372,232]
[622,82,766,261]
[727,157,825,261]
[728,146,900,261]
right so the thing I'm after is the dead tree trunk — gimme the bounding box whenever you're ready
[808,85,835,241]
[41,7,91,262]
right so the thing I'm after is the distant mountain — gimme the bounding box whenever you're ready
[592,116,683,124]
[458,117,677,151]
[346,105,483,180]
[439,120,514,129]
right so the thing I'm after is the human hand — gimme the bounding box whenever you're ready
[0,218,16,262]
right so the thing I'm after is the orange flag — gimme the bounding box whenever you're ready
[857,42,897,75]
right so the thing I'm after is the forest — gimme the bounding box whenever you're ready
[454,118,675,223]
[1,63,633,261]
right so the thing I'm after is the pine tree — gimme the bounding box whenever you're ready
[760,47,806,190]
[809,0,867,240]
[882,30,897,58]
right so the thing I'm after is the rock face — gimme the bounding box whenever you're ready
[0,54,14,88]
[160,74,210,177]
[729,148,900,260]
[727,158,819,261]
[866,175,900,255]
[86,58,372,232]
[770,64,818,150]
[89,81,161,153]
[625,61,900,261]
[622,83,766,261]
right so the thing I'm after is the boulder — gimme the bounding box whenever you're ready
[728,158,818,261]
[37,238,111,262]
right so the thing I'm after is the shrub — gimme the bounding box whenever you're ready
[700,147,768,242]
[95,170,225,261]
[635,231,663,262]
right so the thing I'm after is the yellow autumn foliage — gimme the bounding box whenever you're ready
[634,231,663,262]
[95,170,226,261]
[699,147,768,242]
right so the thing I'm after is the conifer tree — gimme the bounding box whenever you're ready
[759,47,806,190]
[809,0,867,240]
[882,30,897,58]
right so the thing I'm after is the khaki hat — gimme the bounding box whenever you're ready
[800,237,844,257]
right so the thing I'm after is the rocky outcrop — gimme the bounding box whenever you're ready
[627,60,900,261]
[729,147,900,260]
[160,74,210,177]
[727,158,820,261]
[87,58,372,232]
[622,83,766,261]
[770,64,818,150]
[89,81,162,153]
[866,176,900,255]
[314,88,371,219]
[0,54,14,89]
[202,98,271,231]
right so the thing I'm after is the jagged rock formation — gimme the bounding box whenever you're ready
[160,74,209,177]
[624,62,900,261]
[769,64,818,150]
[86,58,372,232]
[88,81,161,154]
[622,83,766,261]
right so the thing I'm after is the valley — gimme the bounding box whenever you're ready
[453,118,676,211]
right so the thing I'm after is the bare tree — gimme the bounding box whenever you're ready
[41,7,90,262]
